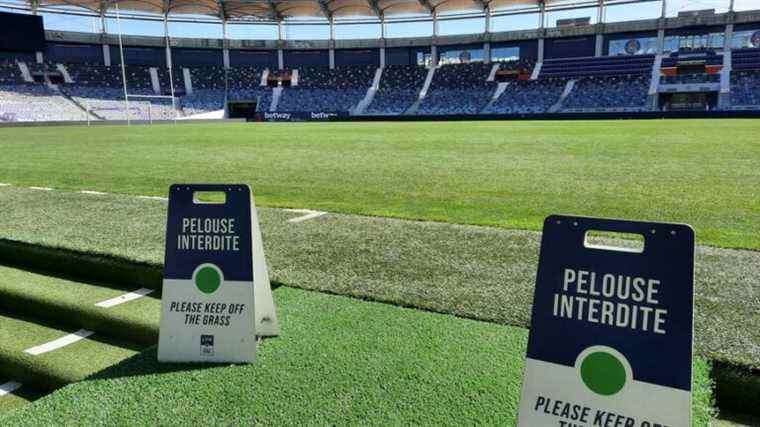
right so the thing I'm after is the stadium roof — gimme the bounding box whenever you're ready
[24,0,605,21]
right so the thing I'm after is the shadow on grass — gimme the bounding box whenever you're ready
[0,238,163,292]
[84,336,275,383]
[84,346,227,382]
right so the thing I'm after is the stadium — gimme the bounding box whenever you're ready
[0,0,759,425]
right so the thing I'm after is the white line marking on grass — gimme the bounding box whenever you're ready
[137,195,168,201]
[0,183,10,187]
[0,381,22,396]
[24,329,94,356]
[95,288,154,308]
[285,209,327,223]
[28,186,53,191]
[79,190,107,195]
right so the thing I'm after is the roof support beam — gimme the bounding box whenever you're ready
[218,0,227,21]
[472,0,487,12]
[267,0,283,21]
[366,0,382,19]
[417,0,433,15]
[317,0,332,19]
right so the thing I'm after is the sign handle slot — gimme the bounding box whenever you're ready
[583,229,646,254]
[192,191,227,204]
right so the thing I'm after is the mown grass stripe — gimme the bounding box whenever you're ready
[0,313,140,391]
[0,264,159,345]
[24,330,94,356]
[1,120,759,249]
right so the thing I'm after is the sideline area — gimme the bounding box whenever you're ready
[0,185,757,423]
[0,186,756,371]
[0,279,715,424]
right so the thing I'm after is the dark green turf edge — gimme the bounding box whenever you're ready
[0,275,157,346]
[0,239,162,291]
[0,313,141,392]
[0,240,756,417]
[0,287,716,426]
[0,384,45,415]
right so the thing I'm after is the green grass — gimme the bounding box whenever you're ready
[0,382,42,414]
[0,121,759,249]
[0,186,757,370]
[0,265,159,344]
[0,287,716,426]
[0,313,140,391]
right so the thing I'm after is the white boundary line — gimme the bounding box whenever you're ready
[0,381,22,396]
[1,184,330,224]
[95,288,154,308]
[136,195,168,201]
[285,208,327,223]
[24,329,94,356]
[0,183,10,187]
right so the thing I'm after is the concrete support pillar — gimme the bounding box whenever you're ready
[278,49,284,70]
[380,46,386,67]
[165,45,172,69]
[657,28,665,55]
[724,23,734,52]
[102,44,111,66]
[595,34,604,57]
[163,16,172,69]
[484,42,491,64]
[539,1,546,29]
[538,38,545,62]
[430,45,438,67]
[484,6,491,34]
[222,19,230,69]
[432,11,439,38]
[329,48,335,69]
[35,51,43,64]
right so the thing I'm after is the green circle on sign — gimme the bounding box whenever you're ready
[195,266,221,294]
[580,351,627,396]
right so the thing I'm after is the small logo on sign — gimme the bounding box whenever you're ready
[201,334,214,356]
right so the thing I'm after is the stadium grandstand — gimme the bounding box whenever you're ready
[0,1,759,121]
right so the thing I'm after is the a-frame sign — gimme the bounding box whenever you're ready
[158,184,278,363]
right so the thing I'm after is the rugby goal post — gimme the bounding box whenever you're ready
[122,94,179,124]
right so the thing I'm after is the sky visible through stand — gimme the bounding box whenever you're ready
[1,0,756,40]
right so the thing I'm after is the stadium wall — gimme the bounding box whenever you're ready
[230,49,278,67]
[45,42,103,64]
[334,48,380,66]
